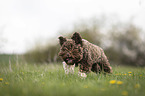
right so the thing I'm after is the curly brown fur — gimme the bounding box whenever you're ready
[58,32,112,74]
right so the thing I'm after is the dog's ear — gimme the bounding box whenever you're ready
[58,36,67,46]
[71,32,82,46]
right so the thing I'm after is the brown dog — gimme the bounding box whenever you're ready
[58,32,112,77]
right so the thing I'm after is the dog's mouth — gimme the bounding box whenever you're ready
[65,58,74,65]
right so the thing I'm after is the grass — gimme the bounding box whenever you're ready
[0,57,145,96]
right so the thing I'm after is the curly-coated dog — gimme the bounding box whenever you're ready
[58,32,112,77]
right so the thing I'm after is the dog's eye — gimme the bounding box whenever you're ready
[74,48,78,49]
[74,49,78,51]
[71,44,73,48]
[78,48,83,52]
[73,48,78,51]
[72,49,79,53]
[78,49,81,52]
[61,48,66,51]
[74,46,78,49]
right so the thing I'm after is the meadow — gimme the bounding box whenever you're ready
[0,55,145,96]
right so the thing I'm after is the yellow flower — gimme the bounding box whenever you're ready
[109,80,116,84]
[139,75,142,77]
[84,85,88,88]
[134,84,140,88]
[117,81,123,85]
[122,91,128,96]
[128,72,132,74]
[5,82,9,85]
[0,78,3,82]
[22,72,24,75]
[123,74,127,76]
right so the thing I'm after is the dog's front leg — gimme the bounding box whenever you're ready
[78,71,87,78]
[63,61,75,74]
[69,64,75,74]
[78,64,91,78]
[63,61,69,74]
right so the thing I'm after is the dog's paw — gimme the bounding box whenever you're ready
[78,72,87,78]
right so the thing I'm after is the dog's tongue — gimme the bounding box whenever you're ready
[66,58,69,61]
[67,59,73,64]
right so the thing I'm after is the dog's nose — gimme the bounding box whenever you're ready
[67,53,70,57]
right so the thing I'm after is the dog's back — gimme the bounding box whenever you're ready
[82,39,112,73]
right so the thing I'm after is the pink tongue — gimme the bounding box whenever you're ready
[66,58,69,60]
[67,59,73,64]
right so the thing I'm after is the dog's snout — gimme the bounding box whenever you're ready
[67,53,70,57]
[58,52,63,56]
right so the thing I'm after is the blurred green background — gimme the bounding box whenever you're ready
[5,17,143,67]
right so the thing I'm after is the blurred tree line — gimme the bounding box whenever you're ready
[24,17,145,66]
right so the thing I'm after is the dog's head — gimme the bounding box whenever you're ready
[58,32,83,65]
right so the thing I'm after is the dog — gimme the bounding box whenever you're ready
[58,32,112,77]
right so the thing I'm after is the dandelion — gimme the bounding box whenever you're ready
[109,80,116,84]
[123,74,127,76]
[117,81,123,85]
[5,82,9,85]
[0,78,3,82]
[122,91,128,96]
[134,84,140,88]
[22,72,24,75]
[84,85,88,88]
[128,72,132,74]
[139,75,142,77]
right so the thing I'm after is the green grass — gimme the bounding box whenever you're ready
[0,61,145,96]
